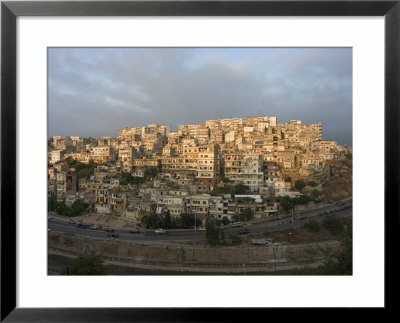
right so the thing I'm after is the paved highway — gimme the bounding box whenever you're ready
[48,197,352,243]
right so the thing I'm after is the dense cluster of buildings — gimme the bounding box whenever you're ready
[48,115,351,225]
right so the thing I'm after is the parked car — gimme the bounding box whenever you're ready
[336,201,345,206]
[238,230,250,235]
[155,229,167,234]
[64,232,74,236]
[129,229,141,234]
[107,233,119,238]
[231,222,243,227]
[68,219,76,224]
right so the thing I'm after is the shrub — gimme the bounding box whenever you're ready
[62,252,107,275]
[206,219,220,247]
[305,220,320,232]
[221,216,230,226]
[308,180,318,187]
[323,216,344,236]
[294,180,306,191]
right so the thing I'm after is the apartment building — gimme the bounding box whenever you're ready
[90,146,113,164]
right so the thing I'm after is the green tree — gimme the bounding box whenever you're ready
[206,218,220,247]
[178,213,196,228]
[64,156,78,166]
[162,211,172,229]
[234,184,248,195]
[285,177,292,183]
[62,252,107,275]
[141,213,162,229]
[294,180,306,191]
[308,180,318,187]
[311,189,320,199]
[243,208,254,221]
[70,200,89,217]
[221,216,230,226]
[210,186,231,196]
[144,168,159,181]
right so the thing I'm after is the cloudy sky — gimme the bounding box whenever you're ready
[48,47,352,146]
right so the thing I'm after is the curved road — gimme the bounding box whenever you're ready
[48,197,352,243]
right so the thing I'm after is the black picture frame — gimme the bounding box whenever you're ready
[1,1,398,321]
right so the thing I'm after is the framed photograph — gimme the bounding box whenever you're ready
[1,0,398,320]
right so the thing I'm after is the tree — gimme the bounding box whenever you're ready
[62,252,107,275]
[221,216,230,226]
[144,168,159,181]
[141,213,162,229]
[70,200,89,217]
[206,218,220,247]
[64,156,77,166]
[243,208,254,221]
[285,177,292,183]
[234,184,248,195]
[162,211,172,229]
[294,180,306,191]
[311,189,320,199]
[179,213,196,228]
[210,186,231,196]
[308,180,318,187]
[48,197,88,217]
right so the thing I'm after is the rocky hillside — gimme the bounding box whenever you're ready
[302,158,352,203]
[320,159,352,202]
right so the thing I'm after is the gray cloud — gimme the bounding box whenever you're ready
[48,48,352,146]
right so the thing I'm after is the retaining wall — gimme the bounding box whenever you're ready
[48,232,341,270]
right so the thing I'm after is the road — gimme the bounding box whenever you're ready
[48,197,352,243]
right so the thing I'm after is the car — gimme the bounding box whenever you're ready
[155,229,167,234]
[336,201,345,206]
[68,219,76,224]
[48,216,52,219]
[64,232,74,236]
[129,229,141,234]
[107,233,119,238]
[238,230,250,235]
[231,222,243,227]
